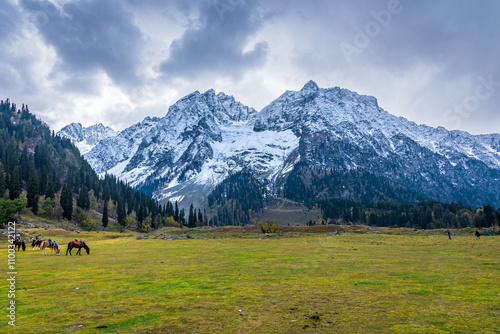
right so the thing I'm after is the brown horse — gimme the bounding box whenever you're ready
[40,240,60,255]
[31,237,42,250]
[66,240,90,256]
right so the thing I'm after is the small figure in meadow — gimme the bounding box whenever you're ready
[447,230,451,239]
[475,230,481,240]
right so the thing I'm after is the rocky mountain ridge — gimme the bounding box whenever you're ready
[63,81,500,208]
[57,123,118,155]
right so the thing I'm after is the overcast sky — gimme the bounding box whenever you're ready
[1,0,499,134]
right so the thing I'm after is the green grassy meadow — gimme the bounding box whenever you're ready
[1,230,499,333]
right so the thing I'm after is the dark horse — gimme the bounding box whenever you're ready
[66,240,90,256]
[14,237,26,251]
[31,236,42,250]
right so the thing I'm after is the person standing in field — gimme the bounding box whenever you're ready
[447,230,451,239]
[475,230,481,240]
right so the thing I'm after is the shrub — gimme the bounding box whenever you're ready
[258,219,280,233]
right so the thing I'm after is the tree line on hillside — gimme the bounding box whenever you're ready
[206,171,265,226]
[283,162,424,204]
[141,172,267,228]
[0,99,179,230]
[318,199,500,229]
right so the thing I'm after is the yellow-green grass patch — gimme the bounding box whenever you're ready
[1,233,498,333]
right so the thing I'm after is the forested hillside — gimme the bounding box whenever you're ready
[0,99,174,230]
[282,162,425,204]
[207,171,265,226]
[318,199,500,229]
[203,167,500,229]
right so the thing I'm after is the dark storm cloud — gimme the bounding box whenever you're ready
[282,0,500,133]
[20,0,145,88]
[352,0,500,74]
[159,0,269,80]
[337,0,500,132]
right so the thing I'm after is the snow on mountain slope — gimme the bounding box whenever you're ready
[84,116,160,176]
[77,81,500,207]
[57,123,118,155]
[85,90,263,193]
[255,80,500,170]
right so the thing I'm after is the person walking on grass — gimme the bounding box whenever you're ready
[475,230,481,240]
[447,230,451,239]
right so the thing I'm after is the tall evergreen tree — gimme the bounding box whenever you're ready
[0,168,5,196]
[102,201,108,228]
[117,198,126,227]
[137,204,145,224]
[60,184,73,220]
[45,177,55,199]
[103,185,110,202]
[179,208,185,226]
[198,209,203,224]
[77,186,90,210]
[19,147,29,181]
[188,203,195,228]
[174,201,179,222]
[9,166,23,200]
[483,204,495,227]
[27,168,39,214]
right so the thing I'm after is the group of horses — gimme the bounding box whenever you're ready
[14,237,90,256]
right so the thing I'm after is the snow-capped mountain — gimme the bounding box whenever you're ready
[57,123,118,155]
[74,81,500,207]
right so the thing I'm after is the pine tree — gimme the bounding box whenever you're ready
[188,203,195,228]
[102,200,108,228]
[137,204,145,224]
[174,201,179,222]
[179,208,185,226]
[0,168,5,196]
[117,198,126,227]
[198,209,203,224]
[27,168,39,214]
[60,184,73,220]
[45,177,55,199]
[9,166,23,200]
[483,204,495,227]
[103,185,110,202]
[77,186,90,210]
[19,147,29,181]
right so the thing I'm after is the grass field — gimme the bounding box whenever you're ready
[1,228,499,333]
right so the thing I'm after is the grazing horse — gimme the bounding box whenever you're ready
[40,240,60,255]
[14,237,26,251]
[32,237,42,250]
[66,240,90,256]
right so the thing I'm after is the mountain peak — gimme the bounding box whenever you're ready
[57,122,118,154]
[204,88,216,96]
[302,80,319,92]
